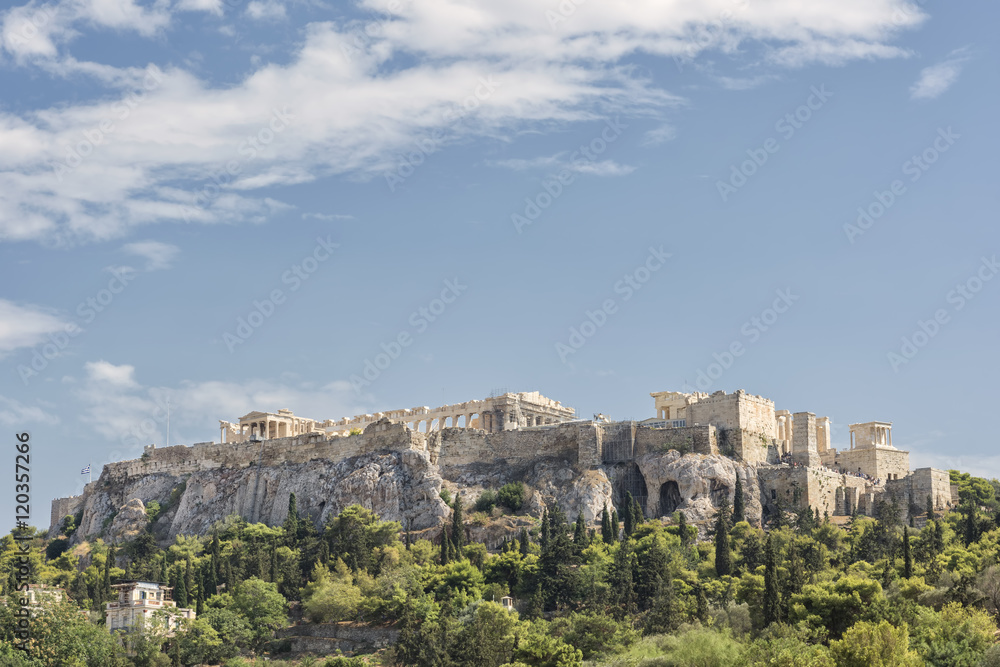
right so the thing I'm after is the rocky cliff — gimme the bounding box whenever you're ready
[61,419,763,546]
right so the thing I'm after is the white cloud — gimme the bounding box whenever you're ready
[0,299,73,357]
[910,48,972,100]
[489,152,635,176]
[176,0,223,15]
[84,360,138,388]
[246,0,286,21]
[641,123,676,147]
[0,395,58,426]
[121,239,180,271]
[302,212,354,221]
[73,362,369,449]
[0,0,928,243]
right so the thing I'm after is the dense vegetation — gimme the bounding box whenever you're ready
[3,471,1000,666]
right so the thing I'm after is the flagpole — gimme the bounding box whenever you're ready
[89,462,92,485]
[166,399,170,447]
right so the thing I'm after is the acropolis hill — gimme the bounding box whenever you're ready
[51,388,956,545]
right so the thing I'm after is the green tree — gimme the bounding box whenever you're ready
[283,492,300,547]
[902,526,913,579]
[519,527,531,557]
[573,514,587,549]
[714,498,733,576]
[452,494,465,559]
[644,574,677,634]
[440,526,451,565]
[733,474,746,524]
[677,511,690,547]
[229,577,288,651]
[623,492,636,537]
[173,563,188,608]
[926,494,935,521]
[601,504,613,545]
[829,620,921,666]
[763,534,780,627]
[610,510,620,541]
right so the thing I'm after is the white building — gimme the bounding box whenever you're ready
[106,581,195,634]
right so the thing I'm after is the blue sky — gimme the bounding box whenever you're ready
[0,0,997,531]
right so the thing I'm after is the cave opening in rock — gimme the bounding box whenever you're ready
[659,480,682,516]
[614,463,649,517]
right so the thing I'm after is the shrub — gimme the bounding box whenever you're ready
[497,482,525,512]
[146,500,162,522]
[475,490,498,513]
[440,488,452,504]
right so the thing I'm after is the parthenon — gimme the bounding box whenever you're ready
[218,391,576,444]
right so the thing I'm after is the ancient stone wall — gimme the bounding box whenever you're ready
[832,448,909,481]
[885,468,954,515]
[49,494,85,534]
[428,423,583,470]
[758,467,871,517]
[634,425,718,457]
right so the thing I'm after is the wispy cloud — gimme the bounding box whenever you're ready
[910,47,973,100]
[0,300,72,357]
[641,124,676,147]
[488,152,635,177]
[121,240,180,271]
[246,0,287,21]
[302,212,354,221]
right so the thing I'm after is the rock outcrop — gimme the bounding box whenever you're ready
[64,418,763,547]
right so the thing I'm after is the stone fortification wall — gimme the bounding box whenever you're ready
[885,468,954,514]
[687,390,776,439]
[428,422,585,470]
[49,494,85,534]
[104,420,426,481]
[759,467,871,518]
[634,425,718,457]
[831,447,909,481]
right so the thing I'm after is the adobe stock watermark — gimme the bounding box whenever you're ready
[384,76,501,191]
[511,117,628,234]
[3,4,58,51]
[17,267,138,385]
[682,288,798,391]
[350,278,468,389]
[180,107,295,222]
[555,246,671,363]
[223,236,340,352]
[887,255,998,372]
[50,67,163,182]
[844,127,960,244]
[716,85,832,202]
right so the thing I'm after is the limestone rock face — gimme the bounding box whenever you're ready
[107,498,150,544]
[169,449,448,535]
[636,451,762,528]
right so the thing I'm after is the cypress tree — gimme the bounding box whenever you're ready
[903,526,913,578]
[611,510,620,541]
[440,526,451,565]
[573,513,587,547]
[623,492,636,537]
[763,535,780,626]
[184,559,194,597]
[540,509,550,550]
[933,519,945,554]
[160,555,168,583]
[284,493,299,547]
[714,498,732,576]
[926,494,935,521]
[451,495,464,559]
[270,543,279,583]
[696,585,709,623]
[601,504,613,544]
[677,511,690,546]
[519,527,530,556]
[733,474,746,524]
[196,569,205,615]
[173,564,188,608]
[633,496,644,528]
[204,559,217,597]
[225,559,234,592]
[644,574,676,634]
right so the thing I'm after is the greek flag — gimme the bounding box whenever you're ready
[81,465,91,475]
